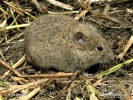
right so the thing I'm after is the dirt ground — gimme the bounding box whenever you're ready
[0,0,133,100]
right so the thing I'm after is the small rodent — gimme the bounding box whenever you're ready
[24,14,114,72]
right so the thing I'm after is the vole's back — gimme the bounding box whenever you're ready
[25,14,114,72]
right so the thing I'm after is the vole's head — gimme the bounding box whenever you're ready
[70,22,115,69]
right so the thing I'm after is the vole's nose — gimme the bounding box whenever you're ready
[99,50,115,64]
[108,49,115,59]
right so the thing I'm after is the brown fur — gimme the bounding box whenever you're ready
[24,14,114,72]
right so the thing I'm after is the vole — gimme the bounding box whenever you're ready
[24,14,114,72]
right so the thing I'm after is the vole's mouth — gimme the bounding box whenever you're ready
[85,64,100,73]
[85,60,114,74]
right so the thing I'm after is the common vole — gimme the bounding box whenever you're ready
[24,14,114,72]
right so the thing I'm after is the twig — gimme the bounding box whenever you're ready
[0,58,22,77]
[31,0,44,13]
[90,0,131,3]
[46,0,73,10]
[118,36,133,60]
[1,79,49,95]
[22,73,74,78]
[103,4,110,15]
[121,87,131,100]
[91,10,124,24]
[3,1,24,15]
[0,55,26,78]
[74,9,88,20]
[19,86,41,100]
[74,0,92,20]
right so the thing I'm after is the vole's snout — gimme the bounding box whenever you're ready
[108,51,115,61]
[99,50,115,64]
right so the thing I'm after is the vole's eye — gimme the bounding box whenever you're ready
[75,32,85,44]
[97,46,103,51]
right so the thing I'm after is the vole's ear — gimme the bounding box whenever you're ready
[74,32,85,44]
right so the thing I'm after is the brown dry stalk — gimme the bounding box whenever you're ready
[91,0,130,3]
[121,87,131,100]
[18,86,41,100]
[1,79,49,95]
[46,0,73,10]
[0,58,22,77]
[1,55,26,78]
[118,36,133,60]
[3,1,24,15]
[31,0,44,13]
[22,73,74,78]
